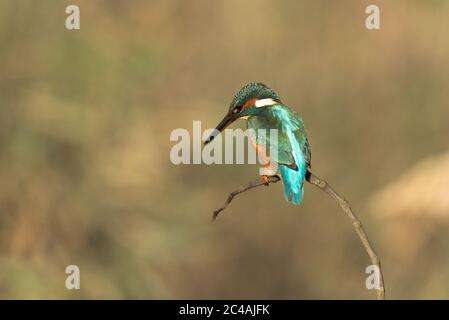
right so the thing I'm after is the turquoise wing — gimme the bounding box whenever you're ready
[247,114,297,170]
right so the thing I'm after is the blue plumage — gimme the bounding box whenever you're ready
[276,110,308,205]
[279,130,307,205]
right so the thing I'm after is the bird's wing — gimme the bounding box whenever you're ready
[274,129,299,170]
[247,106,311,171]
[247,126,297,170]
[289,110,311,169]
[272,107,311,170]
[299,135,311,169]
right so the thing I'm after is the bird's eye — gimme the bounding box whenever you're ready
[233,105,242,114]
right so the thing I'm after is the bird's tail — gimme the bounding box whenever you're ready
[279,165,305,205]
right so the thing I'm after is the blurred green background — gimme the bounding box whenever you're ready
[1,0,449,299]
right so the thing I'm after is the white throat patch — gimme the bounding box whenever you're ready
[255,98,277,108]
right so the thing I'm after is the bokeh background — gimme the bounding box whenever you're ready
[0,0,448,299]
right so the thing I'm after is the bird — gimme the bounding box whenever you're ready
[205,82,311,205]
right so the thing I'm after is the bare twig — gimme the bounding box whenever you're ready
[212,175,280,221]
[212,170,385,300]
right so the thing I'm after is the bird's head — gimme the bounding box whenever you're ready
[205,82,281,144]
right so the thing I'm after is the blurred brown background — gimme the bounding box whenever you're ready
[0,0,449,299]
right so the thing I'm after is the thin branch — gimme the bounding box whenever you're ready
[306,171,385,300]
[212,170,385,300]
[212,175,280,221]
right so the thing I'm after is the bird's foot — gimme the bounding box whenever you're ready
[262,175,270,186]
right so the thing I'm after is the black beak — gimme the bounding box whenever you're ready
[204,113,235,145]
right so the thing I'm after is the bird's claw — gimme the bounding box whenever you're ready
[262,175,270,186]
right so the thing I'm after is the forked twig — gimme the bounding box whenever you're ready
[212,170,385,300]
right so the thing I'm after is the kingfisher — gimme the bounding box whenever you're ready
[205,82,311,205]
